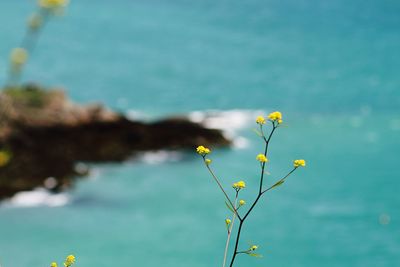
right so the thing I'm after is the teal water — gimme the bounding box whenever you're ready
[1,0,400,266]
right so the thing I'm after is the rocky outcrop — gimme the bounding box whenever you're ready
[0,85,230,199]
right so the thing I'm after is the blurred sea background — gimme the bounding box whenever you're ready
[0,0,399,266]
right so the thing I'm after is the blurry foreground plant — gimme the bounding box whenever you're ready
[0,150,11,168]
[6,0,70,87]
[197,111,306,267]
[50,254,76,267]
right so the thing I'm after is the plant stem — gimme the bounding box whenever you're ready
[205,161,242,220]
[6,9,50,87]
[228,122,277,267]
[259,123,276,193]
[222,192,238,267]
[262,168,297,194]
[228,167,298,267]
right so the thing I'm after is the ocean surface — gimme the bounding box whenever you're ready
[0,0,400,266]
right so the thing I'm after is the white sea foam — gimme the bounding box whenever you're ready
[188,109,265,149]
[139,151,183,165]
[125,109,265,149]
[2,188,70,208]
[188,109,263,131]
[126,110,149,121]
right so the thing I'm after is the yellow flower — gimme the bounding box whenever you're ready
[293,159,306,168]
[64,255,75,267]
[250,245,258,251]
[232,180,246,190]
[50,262,58,267]
[205,159,212,165]
[0,151,11,167]
[268,111,283,123]
[10,48,28,66]
[256,154,268,163]
[239,199,246,206]
[256,116,266,125]
[196,145,211,156]
[225,218,231,225]
[39,0,69,9]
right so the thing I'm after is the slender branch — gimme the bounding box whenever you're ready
[229,220,243,267]
[222,192,238,267]
[228,167,298,267]
[204,160,242,220]
[6,9,50,87]
[228,121,278,267]
[259,123,276,194]
[261,167,297,194]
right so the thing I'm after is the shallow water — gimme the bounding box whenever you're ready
[0,0,400,266]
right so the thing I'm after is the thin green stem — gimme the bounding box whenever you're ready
[222,192,238,267]
[204,160,242,220]
[261,168,297,194]
[259,122,276,194]
[6,9,50,87]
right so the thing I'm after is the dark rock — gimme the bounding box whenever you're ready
[0,86,230,199]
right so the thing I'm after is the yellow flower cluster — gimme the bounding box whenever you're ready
[10,48,28,67]
[39,0,69,9]
[256,116,266,125]
[293,159,306,168]
[225,218,231,225]
[51,262,58,267]
[196,145,211,156]
[239,199,246,206]
[256,154,268,163]
[232,180,246,190]
[268,111,283,124]
[0,151,11,168]
[64,255,75,267]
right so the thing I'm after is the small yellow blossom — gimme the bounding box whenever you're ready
[205,159,212,165]
[268,111,283,123]
[239,199,246,206]
[250,245,258,251]
[256,154,268,163]
[196,145,211,156]
[232,180,246,190]
[293,159,306,168]
[64,255,75,267]
[225,218,231,225]
[256,116,266,125]
[10,48,28,66]
[0,151,11,167]
[39,0,69,9]
[50,262,58,267]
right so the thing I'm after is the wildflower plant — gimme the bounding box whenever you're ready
[49,254,75,267]
[6,0,70,87]
[196,111,306,267]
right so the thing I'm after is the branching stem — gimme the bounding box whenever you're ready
[204,161,242,220]
[228,122,278,267]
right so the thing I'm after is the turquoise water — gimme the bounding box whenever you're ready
[1,0,400,266]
